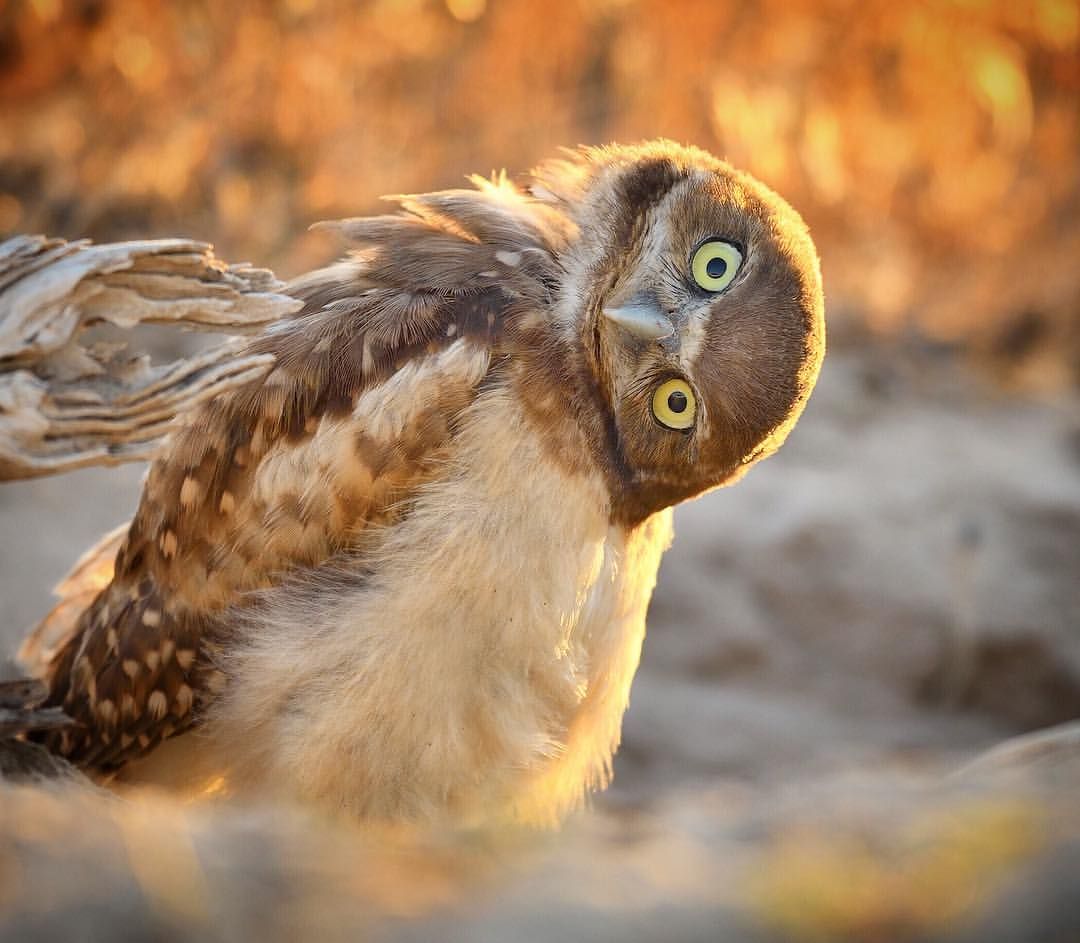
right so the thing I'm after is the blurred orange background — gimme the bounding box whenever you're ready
[1,0,1078,385]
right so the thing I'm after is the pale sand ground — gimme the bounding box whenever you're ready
[1,348,1078,940]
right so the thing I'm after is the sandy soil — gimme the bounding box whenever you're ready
[1,347,1078,940]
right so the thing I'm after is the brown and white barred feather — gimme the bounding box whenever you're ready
[30,174,576,771]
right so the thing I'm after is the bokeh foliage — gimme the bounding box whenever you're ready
[1,0,1078,384]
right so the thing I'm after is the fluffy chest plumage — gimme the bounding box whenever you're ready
[127,387,673,826]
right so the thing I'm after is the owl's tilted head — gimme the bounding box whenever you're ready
[524,141,825,523]
[289,139,823,527]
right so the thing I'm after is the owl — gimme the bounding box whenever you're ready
[18,141,824,826]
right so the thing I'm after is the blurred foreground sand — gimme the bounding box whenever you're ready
[1,348,1078,940]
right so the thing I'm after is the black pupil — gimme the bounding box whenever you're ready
[667,390,688,414]
[706,256,728,280]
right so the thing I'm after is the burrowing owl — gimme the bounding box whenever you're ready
[20,141,824,825]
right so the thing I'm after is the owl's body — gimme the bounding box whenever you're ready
[124,404,672,825]
[20,141,824,826]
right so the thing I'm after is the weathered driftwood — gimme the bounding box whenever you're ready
[0,680,70,737]
[0,235,301,480]
[0,679,88,783]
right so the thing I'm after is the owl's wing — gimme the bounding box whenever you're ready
[30,179,568,770]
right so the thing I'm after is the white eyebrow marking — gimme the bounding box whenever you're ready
[678,303,712,368]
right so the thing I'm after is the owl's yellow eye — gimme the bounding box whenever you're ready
[651,378,697,431]
[690,239,743,292]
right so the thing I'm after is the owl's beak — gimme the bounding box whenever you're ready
[601,300,675,340]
